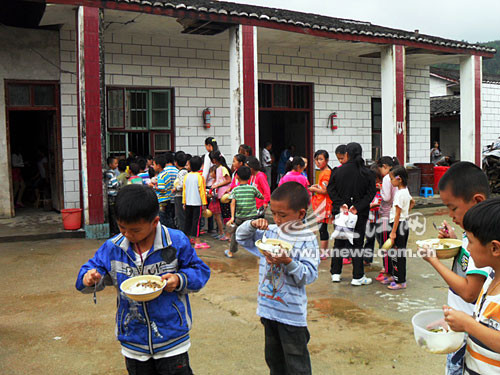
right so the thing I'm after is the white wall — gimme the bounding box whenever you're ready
[430,76,454,97]
[482,82,500,150]
[258,48,430,164]
[56,24,432,209]
[0,26,60,217]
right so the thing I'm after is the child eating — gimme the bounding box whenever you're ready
[76,184,210,375]
[444,197,500,375]
[236,181,319,375]
[422,162,491,375]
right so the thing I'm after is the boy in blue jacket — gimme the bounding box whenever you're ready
[236,181,319,374]
[76,184,210,375]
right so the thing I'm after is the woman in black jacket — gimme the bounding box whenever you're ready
[327,142,376,286]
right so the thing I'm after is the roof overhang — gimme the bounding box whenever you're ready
[43,0,496,58]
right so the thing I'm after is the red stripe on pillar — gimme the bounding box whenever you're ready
[395,45,406,163]
[474,55,482,166]
[242,25,256,152]
[83,7,104,224]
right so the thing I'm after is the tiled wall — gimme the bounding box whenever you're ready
[258,47,430,164]
[57,25,432,209]
[482,83,500,149]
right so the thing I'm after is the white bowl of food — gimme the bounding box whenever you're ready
[255,238,292,257]
[412,309,465,354]
[120,275,166,302]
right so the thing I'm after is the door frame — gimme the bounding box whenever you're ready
[4,79,63,212]
[258,80,314,182]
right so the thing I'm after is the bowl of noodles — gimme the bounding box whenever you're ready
[120,275,166,302]
[416,239,462,259]
[255,238,292,257]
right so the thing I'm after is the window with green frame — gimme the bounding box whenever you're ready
[106,87,174,157]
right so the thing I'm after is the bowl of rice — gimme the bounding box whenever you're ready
[120,275,166,302]
[255,238,292,257]
[416,238,462,259]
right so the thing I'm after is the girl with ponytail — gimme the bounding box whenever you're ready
[375,155,400,283]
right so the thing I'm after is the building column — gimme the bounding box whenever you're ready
[460,55,482,165]
[381,45,406,163]
[76,6,108,238]
[229,25,259,154]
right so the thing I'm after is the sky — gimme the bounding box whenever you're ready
[230,0,500,43]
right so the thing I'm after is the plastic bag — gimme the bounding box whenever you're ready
[332,210,358,244]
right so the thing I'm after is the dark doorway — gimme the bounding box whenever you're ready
[258,81,313,190]
[8,110,62,211]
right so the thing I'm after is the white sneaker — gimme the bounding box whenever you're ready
[331,274,342,283]
[351,276,373,286]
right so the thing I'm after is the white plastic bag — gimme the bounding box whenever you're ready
[332,209,358,244]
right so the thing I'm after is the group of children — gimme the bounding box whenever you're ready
[89,139,500,375]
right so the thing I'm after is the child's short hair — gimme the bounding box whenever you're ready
[370,163,382,181]
[115,185,159,224]
[314,150,329,160]
[438,161,490,201]
[377,156,400,167]
[154,154,167,169]
[137,157,147,171]
[335,145,347,155]
[245,156,261,171]
[189,156,203,172]
[463,197,500,245]
[165,152,175,165]
[264,141,272,148]
[107,156,117,166]
[175,152,187,168]
[118,159,127,172]
[236,166,251,180]
[129,163,140,175]
[390,165,408,186]
[271,181,310,211]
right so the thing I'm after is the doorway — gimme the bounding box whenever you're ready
[258,81,313,190]
[6,81,63,213]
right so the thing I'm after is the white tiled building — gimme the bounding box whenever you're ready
[0,1,494,237]
[430,67,500,159]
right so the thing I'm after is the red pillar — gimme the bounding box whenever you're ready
[474,55,482,166]
[394,45,406,163]
[242,25,256,153]
[77,6,105,226]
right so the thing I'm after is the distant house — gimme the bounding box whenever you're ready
[0,0,496,237]
[430,67,500,160]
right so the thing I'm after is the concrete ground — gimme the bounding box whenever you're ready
[0,206,455,374]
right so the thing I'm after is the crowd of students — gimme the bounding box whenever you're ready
[88,138,500,375]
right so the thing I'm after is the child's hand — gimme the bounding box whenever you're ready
[227,218,234,226]
[251,219,269,230]
[83,269,102,287]
[340,204,349,213]
[420,245,438,264]
[161,273,180,292]
[263,251,292,265]
[389,232,396,244]
[438,220,456,239]
[349,206,358,215]
[443,305,474,332]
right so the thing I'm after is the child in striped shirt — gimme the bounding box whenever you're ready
[236,181,319,374]
[444,198,500,375]
[225,166,263,258]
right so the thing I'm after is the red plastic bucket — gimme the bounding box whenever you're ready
[61,208,82,230]
[434,166,450,192]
